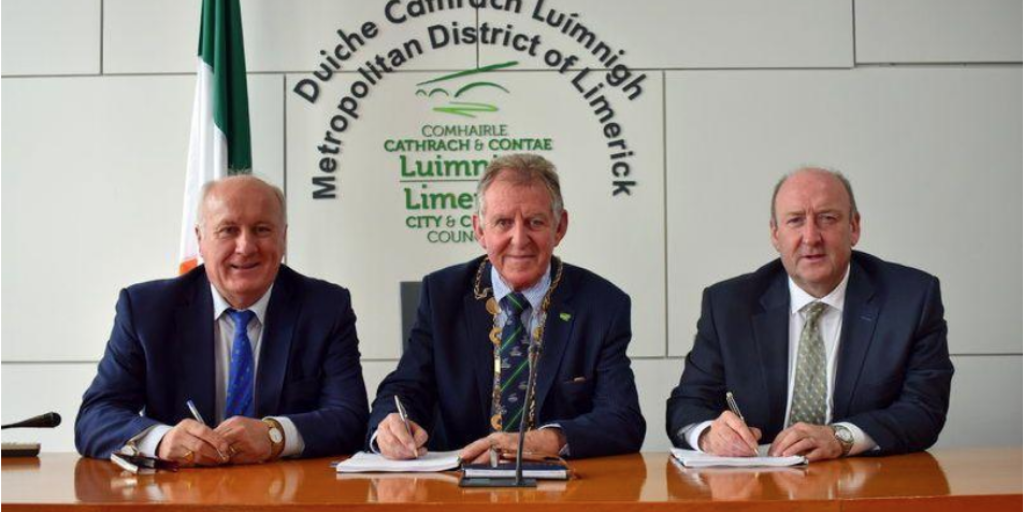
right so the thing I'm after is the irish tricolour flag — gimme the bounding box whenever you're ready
[179,0,252,274]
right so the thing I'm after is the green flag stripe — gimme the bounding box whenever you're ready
[198,0,251,173]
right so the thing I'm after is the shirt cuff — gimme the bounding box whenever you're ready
[537,424,570,457]
[682,421,714,452]
[133,424,173,458]
[835,422,877,456]
[268,416,305,458]
[368,429,381,454]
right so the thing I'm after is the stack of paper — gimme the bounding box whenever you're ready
[671,447,807,468]
[335,451,462,473]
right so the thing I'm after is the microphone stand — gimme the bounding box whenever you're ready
[460,341,541,488]
[510,341,541,487]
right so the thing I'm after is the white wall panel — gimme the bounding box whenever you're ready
[1,0,101,76]
[285,69,665,358]
[480,0,852,69]
[1,75,284,361]
[856,0,1022,63]
[665,67,1021,357]
[103,0,476,74]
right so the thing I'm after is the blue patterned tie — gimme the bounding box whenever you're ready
[498,292,531,432]
[224,309,256,419]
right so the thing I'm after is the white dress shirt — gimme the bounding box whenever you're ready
[132,285,305,458]
[685,266,877,455]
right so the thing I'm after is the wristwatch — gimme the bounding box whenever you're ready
[263,418,286,460]
[831,424,854,457]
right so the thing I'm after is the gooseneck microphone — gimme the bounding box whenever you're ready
[1,412,62,430]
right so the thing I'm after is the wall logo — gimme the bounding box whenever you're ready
[416,61,517,118]
[390,58,554,244]
[295,2,646,225]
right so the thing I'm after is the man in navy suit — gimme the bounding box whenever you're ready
[76,176,368,465]
[667,168,953,461]
[369,154,645,461]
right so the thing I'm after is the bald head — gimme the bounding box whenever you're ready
[770,167,857,226]
[197,175,286,229]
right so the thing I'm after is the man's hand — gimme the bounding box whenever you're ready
[698,411,762,457]
[156,419,231,467]
[376,413,428,460]
[768,422,842,461]
[459,429,566,464]
[214,416,274,464]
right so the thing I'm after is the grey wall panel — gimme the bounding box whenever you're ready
[666,67,1021,357]
[480,0,853,69]
[103,0,476,74]
[1,0,101,76]
[856,0,1022,63]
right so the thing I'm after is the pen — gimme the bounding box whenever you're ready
[725,392,744,422]
[186,399,207,426]
[726,391,759,456]
[394,395,418,459]
[187,399,230,462]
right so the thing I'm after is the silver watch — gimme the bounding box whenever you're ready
[831,424,854,457]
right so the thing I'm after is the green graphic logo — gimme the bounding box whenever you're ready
[415,61,518,118]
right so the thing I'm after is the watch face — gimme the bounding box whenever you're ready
[269,427,283,444]
[836,427,853,443]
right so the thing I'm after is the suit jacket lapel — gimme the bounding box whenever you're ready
[833,259,879,420]
[256,267,298,417]
[177,271,217,423]
[463,260,496,419]
[534,262,575,418]
[752,272,790,434]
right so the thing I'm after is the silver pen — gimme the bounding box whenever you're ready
[726,391,759,456]
[186,399,207,426]
[394,395,418,459]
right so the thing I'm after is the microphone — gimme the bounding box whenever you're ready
[1,412,62,430]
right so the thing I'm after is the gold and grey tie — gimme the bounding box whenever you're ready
[788,301,829,426]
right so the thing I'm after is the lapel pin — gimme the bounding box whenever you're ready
[559,312,571,321]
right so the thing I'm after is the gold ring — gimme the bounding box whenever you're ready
[228,445,238,456]
[182,449,195,464]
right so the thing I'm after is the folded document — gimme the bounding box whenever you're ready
[335,450,462,473]
[671,446,807,468]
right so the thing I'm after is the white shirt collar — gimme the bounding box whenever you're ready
[491,263,552,312]
[210,284,274,325]
[788,265,850,315]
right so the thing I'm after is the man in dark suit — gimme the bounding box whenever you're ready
[76,176,368,465]
[369,154,645,461]
[667,168,953,461]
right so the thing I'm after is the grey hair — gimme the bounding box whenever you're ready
[770,166,858,225]
[475,153,564,222]
[196,174,287,228]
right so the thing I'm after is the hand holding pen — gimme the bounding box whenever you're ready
[376,395,429,460]
[698,391,762,457]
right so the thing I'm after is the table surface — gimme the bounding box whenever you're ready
[2,448,1020,511]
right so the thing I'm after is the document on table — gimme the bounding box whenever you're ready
[671,446,807,468]
[334,450,462,473]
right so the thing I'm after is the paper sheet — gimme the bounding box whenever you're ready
[671,446,807,468]
[334,450,462,473]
